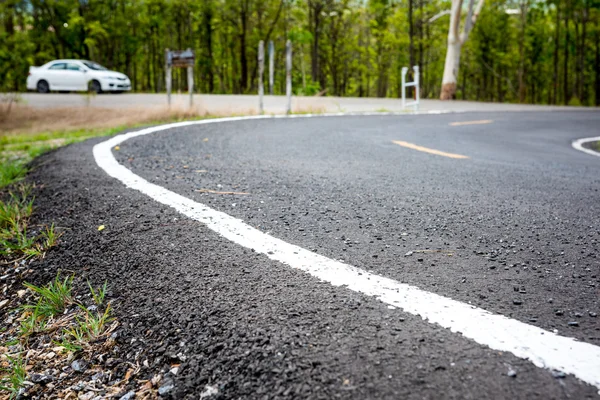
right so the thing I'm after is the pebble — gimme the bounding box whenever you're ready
[200,385,219,398]
[512,300,523,305]
[404,251,413,257]
[79,392,96,400]
[46,351,56,359]
[567,321,579,327]
[120,391,135,400]
[0,299,8,309]
[158,378,175,396]
[71,359,88,373]
[589,312,597,318]
[507,369,517,378]
[29,373,53,384]
[555,310,564,316]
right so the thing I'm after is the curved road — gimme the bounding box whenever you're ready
[35,111,600,399]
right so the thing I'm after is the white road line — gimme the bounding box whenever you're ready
[572,136,600,158]
[94,113,600,391]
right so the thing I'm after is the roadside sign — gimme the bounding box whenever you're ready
[165,49,195,68]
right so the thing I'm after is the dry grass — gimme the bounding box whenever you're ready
[0,104,219,136]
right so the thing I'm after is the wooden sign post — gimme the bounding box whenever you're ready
[165,48,195,108]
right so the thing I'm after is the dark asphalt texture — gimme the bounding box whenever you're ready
[28,111,600,399]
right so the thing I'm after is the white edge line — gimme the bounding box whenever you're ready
[93,112,600,390]
[572,136,600,158]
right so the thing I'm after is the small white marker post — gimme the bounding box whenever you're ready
[268,40,274,95]
[258,40,265,115]
[285,40,292,115]
[165,49,172,107]
[401,65,420,111]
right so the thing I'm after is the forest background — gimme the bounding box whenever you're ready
[1,0,599,106]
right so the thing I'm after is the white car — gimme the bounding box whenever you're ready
[26,59,131,93]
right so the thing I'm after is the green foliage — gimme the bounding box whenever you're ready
[0,0,598,104]
[65,303,114,343]
[23,274,74,317]
[88,280,108,306]
[19,299,49,337]
[0,162,27,189]
[0,186,61,261]
[0,353,27,399]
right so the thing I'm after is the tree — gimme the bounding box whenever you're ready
[440,0,485,100]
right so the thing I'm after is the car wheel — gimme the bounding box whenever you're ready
[88,80,102,94]
[37,80,50,93]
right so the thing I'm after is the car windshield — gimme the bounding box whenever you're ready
[82,61,108,71]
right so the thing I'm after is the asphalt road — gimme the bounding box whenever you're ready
[17,92,591,114]
[30,111,599,399]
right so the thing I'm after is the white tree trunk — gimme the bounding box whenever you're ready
[441,39,461,100]
[440,0,484,100]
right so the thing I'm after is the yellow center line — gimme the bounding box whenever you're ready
[392,140,469,159]
[449,119,494,126]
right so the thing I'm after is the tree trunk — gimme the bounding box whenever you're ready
[563,3,570,105]
[408,0,415,96]
[239,2,248,93]
[440,0,483,100]
[518,0,528,103]
[552,2,560,104]
[595,18,600,106]
[309,1,323,85]
[441,39,461,100]
[580,0,588,104]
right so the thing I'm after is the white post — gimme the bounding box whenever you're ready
[187,65,194,108]
[165,49,172,107]
[258,40,264,115]
[286,40,292,115]
[268,41,274,95]
[401,67,408,109]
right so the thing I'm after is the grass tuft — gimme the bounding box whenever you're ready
[0,162,27,188]
[65,303,113,343]
[0,186,61,262]
[0,353,27,399]
[88,280,108,306]
[23,274,73,318]
[19,300,49,337]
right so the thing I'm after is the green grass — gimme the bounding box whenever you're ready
[0,353,27,399]
[19,299,49,337]
[64,303,113,344]
[0,185,60,261]
[88,280,108,306]
[23,274,73,318]
[0,162,28,188]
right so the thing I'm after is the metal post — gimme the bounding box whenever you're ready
[285,40,292,115]
[187,65,194,108]
[401,67,407,109]
[165,49,172,107]
[268,40,274,95]
[258,40,264,115]
[413,65,420,110]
